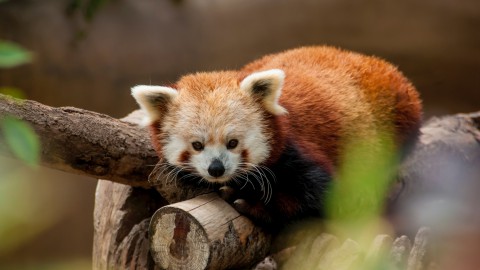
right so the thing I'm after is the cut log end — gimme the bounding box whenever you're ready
[149,208,210,270]
[149,193,271,270]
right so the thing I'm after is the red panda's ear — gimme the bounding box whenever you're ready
[131,85,178,125]
[240,69,287,115]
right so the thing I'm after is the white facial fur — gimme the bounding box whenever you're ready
[131,85,178,126]
[161,102,272,184]
[190,145,241,183]
[132,69,286,184]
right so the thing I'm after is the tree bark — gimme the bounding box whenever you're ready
[389,235,412,270]
[91,109,168,270]
[90,110,232,270]
[149,193,271,270]
[0,94,157,187]
[92,180,167,270]
[406,228,430,270]
[388,112,480,236]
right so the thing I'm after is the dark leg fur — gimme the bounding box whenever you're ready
[218,186,236,203]
[168,142,332,230]
[225,142,332,230]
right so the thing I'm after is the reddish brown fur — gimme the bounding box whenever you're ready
[149,46,422,176]
[241,149,250,162]
[149,120,163,154]
[143,46,422,226]
[178,151,191,164]
[239,46,422,171]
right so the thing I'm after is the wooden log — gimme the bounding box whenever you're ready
[263,228,432,270]
[304,233,339,270]
[92,112,168,270]
[279,238,314,269]
[93,180,166,270]
[366,234,393,261]
[149,193,271,270]
[318,239,362,270]
[389,235,412,269]
[91,106,227,270]
[281,232,339,270]
[149,165,214,204]
[0,94,157,187]
[407,227,430,270]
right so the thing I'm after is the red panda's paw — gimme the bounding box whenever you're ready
[218,186,236,203]
[218,186,274,225]
[233,199,273,225]
[233,198,250,214]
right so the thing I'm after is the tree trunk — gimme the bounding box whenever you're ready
[92,180,166,270]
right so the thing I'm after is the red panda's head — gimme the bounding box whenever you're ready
[132,69,286,184]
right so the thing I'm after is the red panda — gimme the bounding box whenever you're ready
[132,46,422,227]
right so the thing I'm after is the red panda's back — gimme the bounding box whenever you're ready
[241,46,422,169]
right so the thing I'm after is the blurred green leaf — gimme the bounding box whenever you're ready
[0,87,26,100]
[0,158,62,258]
[325,132,398,242]
[319,132,400,269]
[0,177,46,256]
[67,0,109,21]
[85,0,108,21]
[66,0,82,14]
[1,117,40,166]
[0,41,33,68]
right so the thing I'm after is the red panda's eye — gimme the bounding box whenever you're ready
[227,139,238,149]
[192,141,204,151]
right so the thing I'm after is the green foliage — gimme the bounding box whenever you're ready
[0,41,33,69]
[326,135,398,225]
[1,117,40,166]
[0,158,64,259]
[0,87,26,100]
[0,175,48,256]
[324,133,399,269]
[0,40,39,166]
[67,0,110,21]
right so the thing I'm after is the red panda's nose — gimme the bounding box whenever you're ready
[208,159,225,178]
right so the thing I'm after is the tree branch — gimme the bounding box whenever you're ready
[0,94,157,187]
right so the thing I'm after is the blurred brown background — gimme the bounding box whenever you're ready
[0,0,479,268]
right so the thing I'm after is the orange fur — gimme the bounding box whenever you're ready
[136,46,423,225]
[239,46,422,170]
[149,46,421,174]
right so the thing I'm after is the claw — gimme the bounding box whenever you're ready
[233,198,250,214]
[219,186,236,203]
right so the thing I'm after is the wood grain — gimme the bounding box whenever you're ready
[149,193,271,270]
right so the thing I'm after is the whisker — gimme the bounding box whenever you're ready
[148,160,197,188]
[233,162,276,204]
